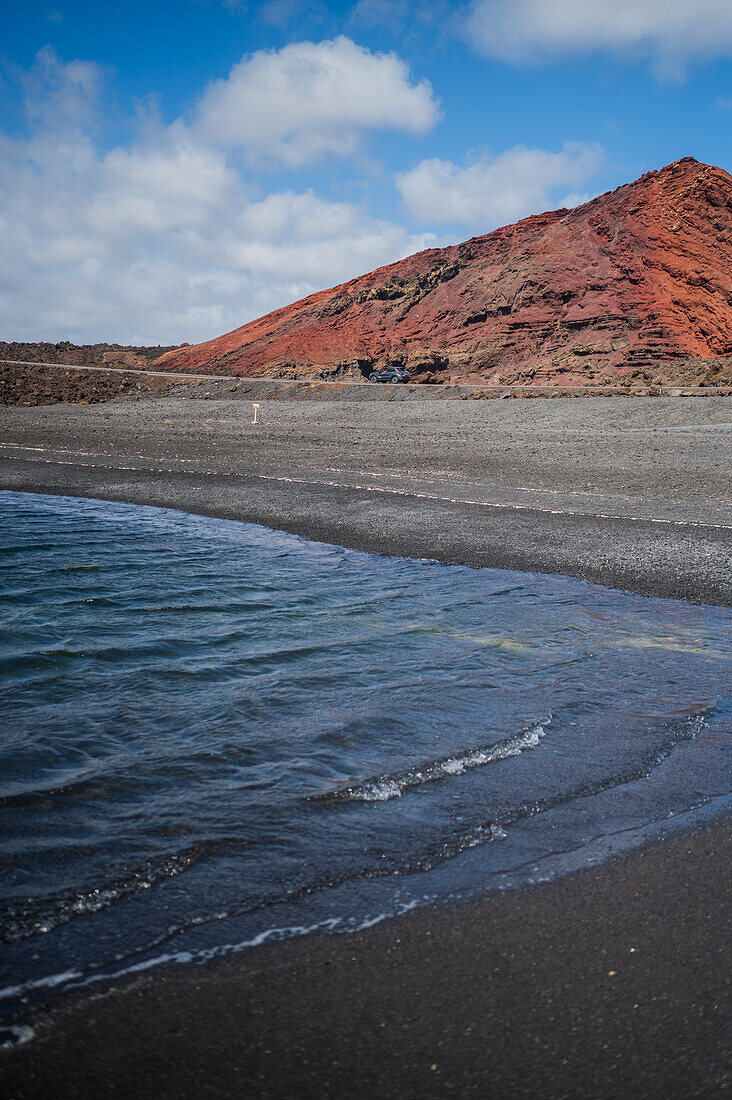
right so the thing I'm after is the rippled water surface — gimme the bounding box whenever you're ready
[0,491,730,1014]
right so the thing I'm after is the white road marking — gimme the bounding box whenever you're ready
[1,444,730,530]
[253,473,732,530]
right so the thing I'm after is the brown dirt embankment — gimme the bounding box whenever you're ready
[0,341,185,406]
[0,363,179,406]
[0,340,180,369]
[2,357,730,407]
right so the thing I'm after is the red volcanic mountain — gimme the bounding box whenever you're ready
[158,158,732,385]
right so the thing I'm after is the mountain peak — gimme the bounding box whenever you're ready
[158,159,732,386]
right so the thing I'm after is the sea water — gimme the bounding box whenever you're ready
[0,491,730,1018]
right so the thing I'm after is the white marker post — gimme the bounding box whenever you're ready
[252,403,260,425]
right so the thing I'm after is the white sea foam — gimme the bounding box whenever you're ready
[0,1024,35,1050]
[324,721,548,803]
[1,849,203,944]
[0,968,82,1003]
[0,898,437,1007]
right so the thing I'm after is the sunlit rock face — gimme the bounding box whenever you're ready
[156,158,732,386]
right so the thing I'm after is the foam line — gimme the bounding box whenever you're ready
[312,721,548,803]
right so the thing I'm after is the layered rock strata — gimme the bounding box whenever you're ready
[157,158,732,385]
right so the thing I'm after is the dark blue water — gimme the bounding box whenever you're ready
[0,491,730,1021]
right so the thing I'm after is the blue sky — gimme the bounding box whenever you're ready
[3,0,732,344]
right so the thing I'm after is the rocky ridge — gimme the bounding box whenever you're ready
[156,158,732,386]
[0,341,181,371]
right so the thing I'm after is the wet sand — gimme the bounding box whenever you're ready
[0,393,730,1097]
[2,823,730,1099]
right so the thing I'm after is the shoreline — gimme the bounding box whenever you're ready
[1,394,730,1096]
[2,820,730,1098]
[1,394,730,605]
[3,482,732,610]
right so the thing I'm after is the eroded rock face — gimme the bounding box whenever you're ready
[156,158,732,384]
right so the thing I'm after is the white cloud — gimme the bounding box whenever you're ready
[0,48,437,345]
[396,143,603,231]
[20,45,104,132]
[226,190,428,282]
[88,129,239,236]
[193,35,440,166]
[467,0,732,79]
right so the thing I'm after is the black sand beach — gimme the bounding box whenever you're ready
[2,823,730,1099]
[0,392,730,1098]
[0,392,730,604]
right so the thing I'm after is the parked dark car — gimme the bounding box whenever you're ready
[368,365,410,383]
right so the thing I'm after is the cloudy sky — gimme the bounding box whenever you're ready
[3,0,732,345]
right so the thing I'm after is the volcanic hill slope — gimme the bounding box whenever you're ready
[157,158,732,386]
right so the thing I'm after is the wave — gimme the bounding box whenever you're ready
[377,712,710,873]
[0,839,246,945]
[311,720,549,803]
[4,713,706,950]
[0,712,711,1014]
